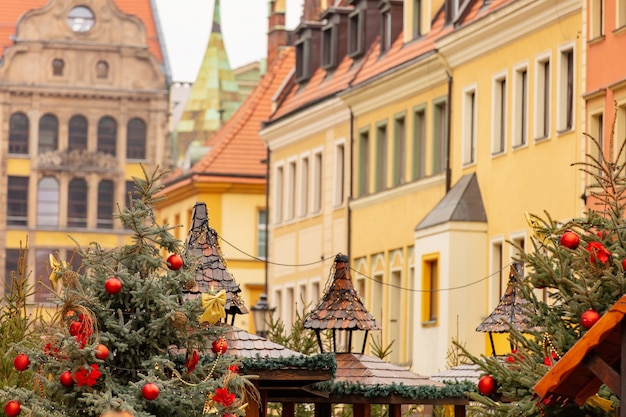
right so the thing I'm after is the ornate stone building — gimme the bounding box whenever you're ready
[0,0,171,301]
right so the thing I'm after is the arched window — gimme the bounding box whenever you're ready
[38,114,59,154]
[97,116,117,156]
[97,180,114,229]
[9,113,29,154]
[68,178,87,228]
[37,177,59,227]
[68,115,88,151]
[52,59,64,76]
[96,60,109,79]
[126,118,146,160]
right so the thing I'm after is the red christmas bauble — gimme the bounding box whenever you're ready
[60,370,74,387]
[211,338,228,355]
[4,400,21,417]
[69,321,82,336]
[95,344,109,360]
[543,357,552,366]
[621,258,626,271]
[581,308,601,329]
[559,231,580,250]
[478,375,497,396]
[166,254,183,271]
[13,354,30,371]
[105,277,123,295]
[142,382,160,400]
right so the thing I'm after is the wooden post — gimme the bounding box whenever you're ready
[315,403,332,417]
[282,402,295,417]
[353,403,371,417]
[454,404,466,417]
[389,404,402,417]
[260,388,268,417]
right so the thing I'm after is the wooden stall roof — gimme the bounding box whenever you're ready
[335,353,440,387]
[303,254,379,331]
[431,364,483,384]
[223,325,304,359]
[534,295,626,406]
[184,202,248,315]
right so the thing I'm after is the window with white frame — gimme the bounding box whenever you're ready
[285,287,295,328]
[591,112,604,175]
[492,74,507,154]
[412,0,422,39]
[300,156,309,216]
[311,281,321,303]
[513,65,528,148]
[590,0,604,39]
[274,289,283,322]
[412,106,426,180]
[375,123,388,192]
[535,55,551,140]
[299,283,307,305]
[618,0,626,28]
[393,115,406,186]
[510,235,525,262]
[558,45,575,132]
[432,98,448,174]
[334,142,345,206]
[617,103,626,169]
[287,160,296,220]
[462,86,477,165]
[313,151,323,212]
[274,165,284,224]
[491,240,504,302]
[257,209,267,259]
[359,129,370,197]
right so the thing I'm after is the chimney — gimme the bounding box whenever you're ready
[267,0,288,67]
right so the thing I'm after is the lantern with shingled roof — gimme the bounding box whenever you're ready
[303,253,380,353]
[184,202,248,325]
[476,262,537,355]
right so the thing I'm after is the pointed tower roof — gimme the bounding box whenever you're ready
[476,263,535,334]
[175,0,242,163]
[184,202,248,320]
[304,254,379,333]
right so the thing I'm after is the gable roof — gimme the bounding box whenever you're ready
[415,173,487,231]
[533,295,626,406]
[0,0,169,70]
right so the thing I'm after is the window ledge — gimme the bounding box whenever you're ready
[614,25,626,36]
[557,127,575,136]
[491,150,506,158]
[512,142,529,151]
[421,320,438,327]
[462,161,477,168]
[587,35,605,45]
[534,135,551,144]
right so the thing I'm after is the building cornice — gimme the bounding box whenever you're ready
[260,97,350,150]
[414,220,488,240]
[435,0,581,68]
[340,53,448,115]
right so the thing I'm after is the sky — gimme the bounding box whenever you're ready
[154,0,304,82]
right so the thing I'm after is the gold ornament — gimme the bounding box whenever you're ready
[525,212,551,247]
[171,311,189,329]
[200,290,226,325]
[49,253,68,291]
[585,394,614,412]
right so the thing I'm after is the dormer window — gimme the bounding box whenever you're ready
[321,25,338,70]
[381,9,392,52]
[445,0,470,25]
[348,9,364,58]
[295,37,312,82]
[379,0,403,52]
[412,0,422,39]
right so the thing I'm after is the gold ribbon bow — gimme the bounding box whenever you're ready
[200,290,226,325]
[49,254,68,291]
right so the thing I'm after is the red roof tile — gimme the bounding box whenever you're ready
[0,0,165,63]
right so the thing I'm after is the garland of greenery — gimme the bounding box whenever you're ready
[240,352,337,377]
[310,380,476,400]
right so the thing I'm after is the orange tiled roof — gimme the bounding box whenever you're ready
[163,47,295,189]
[0,0,165,63]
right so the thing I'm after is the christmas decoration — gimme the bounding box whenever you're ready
[141,383,159,401]
[212,387,235,407]
[559,231,579,249]
[4,400,20,417]
[586,241,611,264]
[170,311,188,329]
[185,350,199,374]
[211,338,228,355]
[622,258,626,270]
[104,277,122,295]
[95,344,109,360]
[200,290,227,324]
[581,308,601,329]
[166,254,183,271]
[69,321,81,336]
[13,354,29,371]
[477,375,497,396]
[74,364,101,387]
[228,364,239,374]
[60,370,74,388]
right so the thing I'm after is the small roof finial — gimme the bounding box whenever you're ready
[212,0,222,33]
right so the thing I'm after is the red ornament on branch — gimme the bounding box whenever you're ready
[105,277,123,295]
[212,387,236,407]
[95,344,109,360]
[478,375,497,396]
[74,364,101,387]
[166,254,183,271]
[211,338,228,355]
[581,308,601,329]
[4,401,20,417]
[142,382,160,400]
[559,231,579,250]
[60,370,75,388]
[586,242,611,264]
[13,354,30,371]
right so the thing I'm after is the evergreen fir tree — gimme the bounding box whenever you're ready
[0,167,254,417]
[462,120,626,416]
